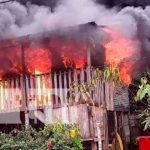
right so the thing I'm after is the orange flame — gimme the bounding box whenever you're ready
[35,70,41,75]
[0,37,88,78]
[61,54,86,69]
[103,28,139,85]
[61,41,87,69]
[25,48,52,75]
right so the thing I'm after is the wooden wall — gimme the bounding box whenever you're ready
[0,67,115,112]
[0,67,123,150]
[44,104,108,149]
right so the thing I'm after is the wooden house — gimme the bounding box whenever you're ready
[0,23,130,150]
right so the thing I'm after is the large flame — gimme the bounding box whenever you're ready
[61,54,86,69]
[103,28,139,85]
[0,28,139,86]
[0,37,88,78]
[60,40,87,69]
[25,48,52,75]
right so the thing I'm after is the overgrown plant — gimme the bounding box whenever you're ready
[103,64,122,84]
[38,122,83,150]
[135,77,150,130]
[0,122,83,150]
[69,66,122,103]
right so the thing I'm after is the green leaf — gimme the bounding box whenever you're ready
[146,84,150,97]
[143,117,150,130]
[141,77,147,85]
[140,88,148,100]
[136,88,142,100]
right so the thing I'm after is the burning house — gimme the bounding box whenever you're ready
[0,22,132,149]
[1,0,150,149]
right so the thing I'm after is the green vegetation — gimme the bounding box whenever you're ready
[0,122,83,150]
[69,66,122,103]
[135,77,150,130]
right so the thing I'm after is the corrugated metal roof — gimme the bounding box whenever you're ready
[113,87,130,111]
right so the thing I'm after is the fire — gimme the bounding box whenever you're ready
[103,27,139,85]
[61,54,74,68]
[61,41,87,69]
[75,59,85,69]
[34,69,51,107]
[0,37,88,78]
[25,48,52,75]
[35,70,42,106]
[35,70,41,75]
[61,54,86,69]
[119,63,133,85]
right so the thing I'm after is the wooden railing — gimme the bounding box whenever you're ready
[0,67,114,112]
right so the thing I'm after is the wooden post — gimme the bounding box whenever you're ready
[15,78,19,108]
[21,44,29,128]
[68,70,72,86]
[8,80,11,110]
[44,73,53,125]
[97,123,102,150]
[11,79,15,109]
[20,77,23,109]
[86,39,92,101]
[87,44,91,67]
[53,72,58,106]
[59,71,63,105]
[29,76,34,108]
[104,110,109,150]
[63,71,67,105]
[2,81,5,110]
[48,73,52,106]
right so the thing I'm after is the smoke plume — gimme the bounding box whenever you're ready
[0,0,149,42]
[0,0,149,56]
[0,0,150,58]
[0,0,150,80]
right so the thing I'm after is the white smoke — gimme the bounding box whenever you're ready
[0,0,116,39]
[0,0,150,48]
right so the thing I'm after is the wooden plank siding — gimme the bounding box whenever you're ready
[0,67,115,112]
[0,67,123,149]
[44,104,106,141]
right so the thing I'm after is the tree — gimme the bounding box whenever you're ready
[135,77,150,130]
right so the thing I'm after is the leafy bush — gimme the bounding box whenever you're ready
[135,77,150,130]
[0,122,83,150]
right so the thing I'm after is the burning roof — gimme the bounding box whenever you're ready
[0,22,103,77]
[0,22,141,86]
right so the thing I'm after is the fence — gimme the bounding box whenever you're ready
[0,67,114,112]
